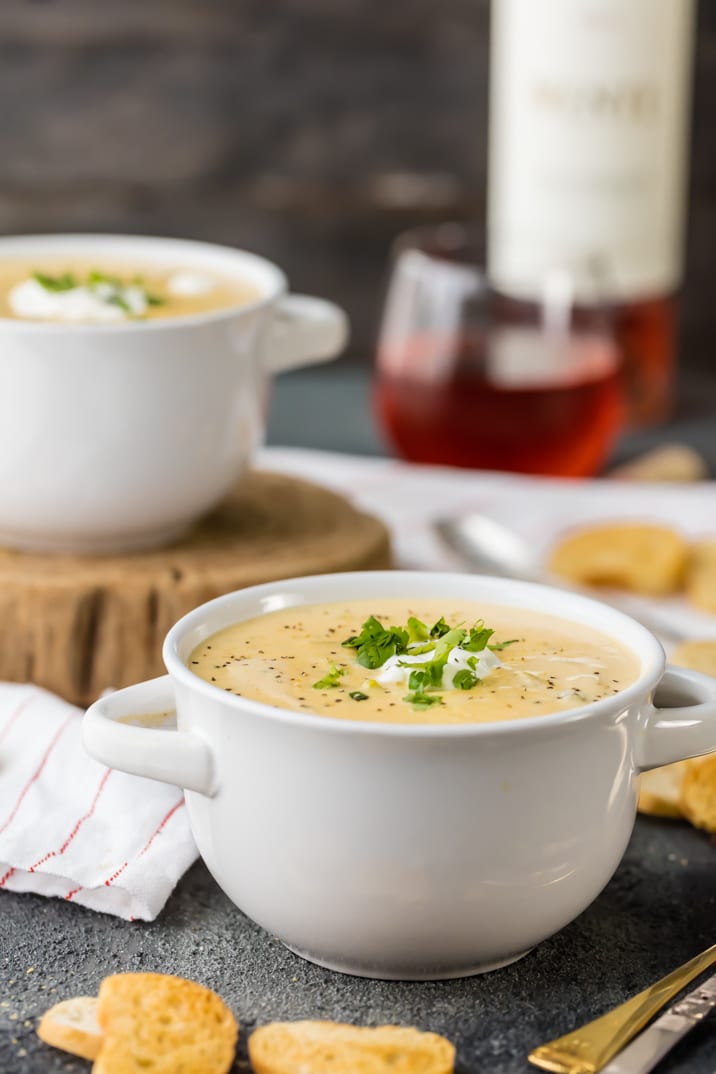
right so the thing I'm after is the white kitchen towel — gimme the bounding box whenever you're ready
[0,683,198,921]
[257,447,716,645]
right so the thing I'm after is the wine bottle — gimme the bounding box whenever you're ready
[487,0,696,425]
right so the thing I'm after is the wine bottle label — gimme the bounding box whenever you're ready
[487,0,695,302]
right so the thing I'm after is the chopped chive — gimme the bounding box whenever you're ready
[312,663,345,690]
[33,270,77,292]
[107,293,131,312]
[403,691,443,710]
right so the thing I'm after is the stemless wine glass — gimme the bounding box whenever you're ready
[374,223,626,477]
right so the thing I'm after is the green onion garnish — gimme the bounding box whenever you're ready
[312,664,345,690]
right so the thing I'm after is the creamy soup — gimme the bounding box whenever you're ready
[188,600,639,725]
[0,259,259,323]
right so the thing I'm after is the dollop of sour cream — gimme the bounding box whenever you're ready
[376,645,501,688]
[166,271,216,297]
[9,278,149,323]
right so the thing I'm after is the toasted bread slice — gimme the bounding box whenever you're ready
[93,973,238,1074]
[638,761,688,818]
[686,541,716,614]
[549,524,687,595]
[672,639,716,678]
[37,996,102,1061]
[637,641,716,825]
[248,1020,455,1074]
[608,444,708,483]
[680,755,716,834]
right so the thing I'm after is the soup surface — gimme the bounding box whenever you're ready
[188,599,639,725]
[0,258,259,323]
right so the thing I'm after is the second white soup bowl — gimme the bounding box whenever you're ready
[83,571,716,980]
[0,234,348,553]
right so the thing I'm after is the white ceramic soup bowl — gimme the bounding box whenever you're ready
[0,234,348,553]
[84,571,716,980]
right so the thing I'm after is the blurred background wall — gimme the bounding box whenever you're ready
[1,0,714,406]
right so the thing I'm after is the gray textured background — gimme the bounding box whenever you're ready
[0,0,715,405]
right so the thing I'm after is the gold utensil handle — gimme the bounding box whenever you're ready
[528,943,716,1074]
[600,971,716,1074]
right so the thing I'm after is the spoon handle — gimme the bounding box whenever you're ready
[528,943,716,1074]
[600,970,716,1073]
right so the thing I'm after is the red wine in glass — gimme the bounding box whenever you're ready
[374,229,625,477]
[376,326,624,477]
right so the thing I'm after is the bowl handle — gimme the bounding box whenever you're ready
[637,665,716,770]
[262,294,349,374]
[83,676,216,796]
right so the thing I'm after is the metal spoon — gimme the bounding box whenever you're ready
[529,942,716,1074]
[435,514,542,582]
[435,512,686,642]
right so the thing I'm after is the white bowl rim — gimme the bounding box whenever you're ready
[163,570,666,739]
[0,233,285,334]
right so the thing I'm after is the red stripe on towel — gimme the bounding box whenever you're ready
[103,862,129,887]
[138,797,185,858]
[0,866,16,888]
[0,694,36,747]
[29,769,113,872]
[0,715,73,836]
[84,794,184,902]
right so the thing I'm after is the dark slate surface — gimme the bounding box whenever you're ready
[1,819,715,1074]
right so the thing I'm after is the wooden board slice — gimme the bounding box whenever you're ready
[0,471,391,706]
